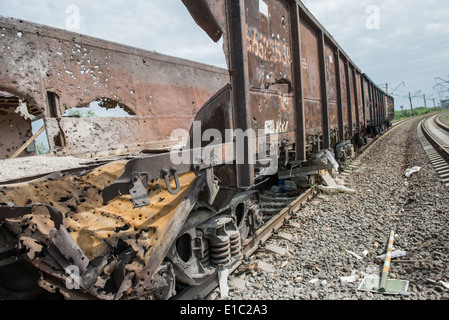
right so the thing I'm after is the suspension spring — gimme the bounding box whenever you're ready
[200,240,210,267]
[229,232,242,258]
[209,242,231,266]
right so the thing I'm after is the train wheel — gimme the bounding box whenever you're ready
[0,261,47,300]
[151,262,176,300]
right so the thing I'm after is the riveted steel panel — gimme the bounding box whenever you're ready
[348,66,357,130]
[339,57,349,129]
[324,43,338,131]
[300,18,322,134]
[0,17,229,158]
[246,0,295,136]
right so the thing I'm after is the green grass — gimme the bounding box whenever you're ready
[394,106,441,122]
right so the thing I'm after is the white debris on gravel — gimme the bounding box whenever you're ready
[0,155,90,183]
[223,118,449,301]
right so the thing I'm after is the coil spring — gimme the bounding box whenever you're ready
[200,241,210,267]
[210,242,231,266]
[230,232,242,258]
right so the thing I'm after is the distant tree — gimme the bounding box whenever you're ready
[65,109,96,118]
[36,141,49,155]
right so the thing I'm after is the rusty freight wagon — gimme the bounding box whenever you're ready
[0,0,393,300]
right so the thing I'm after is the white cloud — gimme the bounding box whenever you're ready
[303,0,449,108]
[0,0,227,68]
[1,0,448,108]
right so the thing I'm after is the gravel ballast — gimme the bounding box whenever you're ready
[223,117,449,300]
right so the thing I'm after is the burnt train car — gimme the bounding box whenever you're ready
[0,0,393,300]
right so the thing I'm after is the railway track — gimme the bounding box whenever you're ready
[1,1,399,302]
[175,187,316,300]
[174,122,414,300]
[418,112,449,188]
[0,121,411,301]
[435,111,449,133]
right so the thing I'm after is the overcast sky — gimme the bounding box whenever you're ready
[1,0,448,110]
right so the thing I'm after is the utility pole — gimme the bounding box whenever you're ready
[423,94,428,113]
[379,83,390,94]
[409,92,415,116]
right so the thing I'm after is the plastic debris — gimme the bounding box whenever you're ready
[347,250,363,260]
[405,166,421,178]
[439,281,449,290]
[340,276,357,284]
[324,150,339,171]
[317,185,356,194]
[376,250,407,261]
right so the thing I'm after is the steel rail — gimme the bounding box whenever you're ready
[419,114,449,188]
[435,111,449,133]
[242,187,316,260]
[0,120,404,301]
[174,120,412,301]
[174,187,316,300]
[421,115,449,161]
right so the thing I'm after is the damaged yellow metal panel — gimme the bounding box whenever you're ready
[0,161,197,298]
